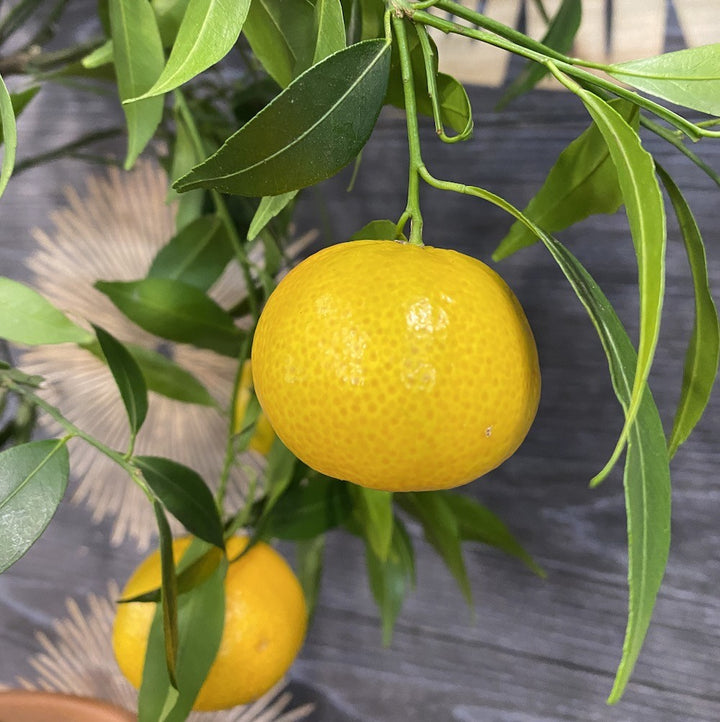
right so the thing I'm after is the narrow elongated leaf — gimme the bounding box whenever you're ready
[152,500,179,689]
[539,235,670,704]
[136,456,225,549]
[247,191,298,242]
[385,25,472,136]
[95,278,244,357]
[168,105,205,228]
[82,39,114,69]
[296,535,325,620]
[261,473,352,540]
[350,219,406,241]
[152,0,190,46]
[148,215,233,291]
[350,485,393,561]
[139,538,227,721]
[441,491,545,577]
[0,85,39,146]
[242,0,316,88]
[109,0,165,168]
[94,325,148,436]
[657,166,720,458]
[496,0,581,109]
[125,343,216,406]
[0,74,17,199]
[0,278,94,346]
[365,516,415,645]
[312,0,346,63]
[493,99,638,260]
[138,0,250,99]
[576,91,666,487]
[175,39,391,196]
[609,44,720,117]
[0,439,69,572]
[396,492,472,606]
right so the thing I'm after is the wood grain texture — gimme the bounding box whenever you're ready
[2,4,720,721]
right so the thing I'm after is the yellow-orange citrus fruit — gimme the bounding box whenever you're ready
[232,360,276,455]
[112,535,307,711]
[251,240,540,492]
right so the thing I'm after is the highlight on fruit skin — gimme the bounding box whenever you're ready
[112,535,308,711]
[251,239,541,492]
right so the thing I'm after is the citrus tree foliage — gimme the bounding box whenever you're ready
[0,0,719,716]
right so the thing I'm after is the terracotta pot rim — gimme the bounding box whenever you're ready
[0,689,135,721]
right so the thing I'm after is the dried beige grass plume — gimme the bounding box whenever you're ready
[19,160,311,551]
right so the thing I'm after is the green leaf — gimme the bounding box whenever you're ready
[385,25,471,136]
[125,343,216,406]
[496,0,581,110]
[168,104,205,228]
[263,438,300,512]
[152,0,190,46]
[0,278,94,346]
[247,190,298,242]
[0,75,17,199]
[0,85,39,146]
[365,515,415,645]
[396,492,472,606]
[349,485,393,561]
[0,439,69,573]
[138,538,227,721]
[242,0,316,88]
[95,278,244,357]
[441,491,545,577]
[82,39,114,69]
[576,91,666,487]
[657,166,720,458]
[295,535,325,620]
[109,0,165,168]
[138,0,251,99]
[93,325,148,437]
[260,472,352,540]
[608,44,720,117]
[174,38,391,197]
[349,219,406,241]
[493,99,639,260]
[152,499,179,689]
[148,215,233,291]
[539,235,671,705]
[312,0,346,64]
[136,456,225,549]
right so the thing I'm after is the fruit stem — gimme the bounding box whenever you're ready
[174,89,262,315]
[392,14,425,246]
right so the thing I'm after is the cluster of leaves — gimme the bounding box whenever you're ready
[0,0,719,717]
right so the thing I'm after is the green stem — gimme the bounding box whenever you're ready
[3,379,152,500]
[215,332,255,509]
[415,24,472,143]
[392,15,425,246]
[224,472,259,538]
[174,90,260,317]
[412,8,720,140]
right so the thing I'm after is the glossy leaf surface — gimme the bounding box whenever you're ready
[96,278,243,357]
[494,100,638,260]
[175,39,391,196]
[139,0,251,99]
[136,455,225,549]
[0,278,93,346]
[109,0,165,168]
[658,166,720,458]
[609,43,720,117]
[148,215,233,291]
[94,325,148,437]
[139,538,227,721]
[0,440,69,573]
